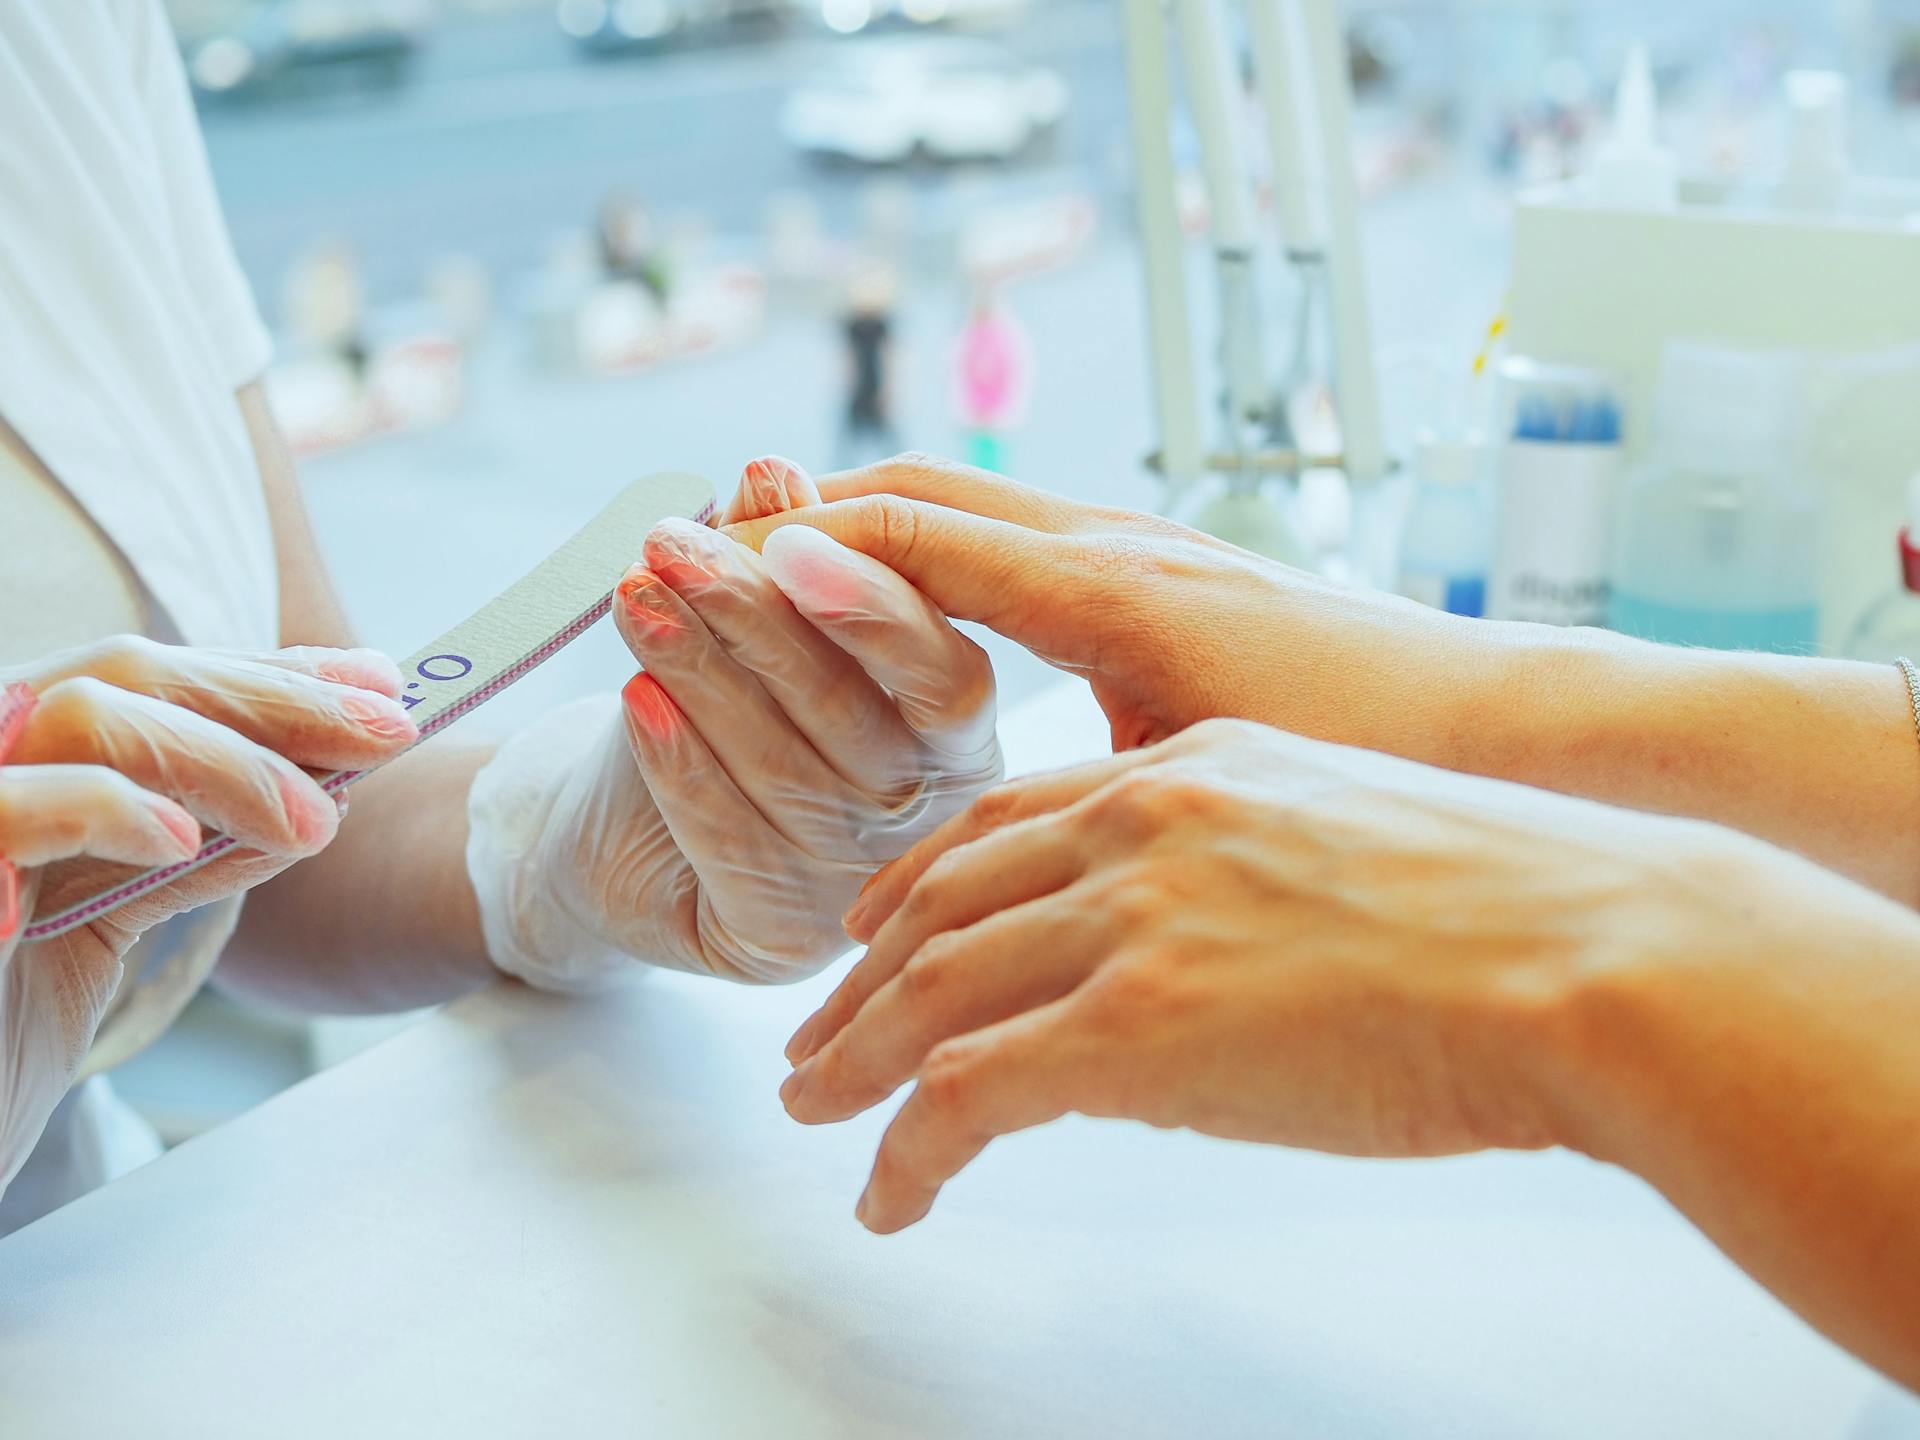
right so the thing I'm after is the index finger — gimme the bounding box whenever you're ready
[24,639,416,772]
[724,493,1098,642]
[840,749,1150,946]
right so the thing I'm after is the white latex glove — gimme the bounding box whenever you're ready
[467,457,1005,990]
[0,639,418,1200]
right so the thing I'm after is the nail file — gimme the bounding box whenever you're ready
[23,473,715,943]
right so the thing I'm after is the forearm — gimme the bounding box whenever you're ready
[1534,839,1920,1390]
[1452,625,1920,907]
[219,742,495,1013]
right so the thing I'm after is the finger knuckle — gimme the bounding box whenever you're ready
[39,675,121,729]
[918,1040,979,1114]
[853,494,922,567]
[878,450,963,488]
[895,939,958,1005]
[78,633,161,686]
[1079,957,1172,1031]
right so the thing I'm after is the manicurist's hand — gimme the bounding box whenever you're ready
[0,639,418,1198]
[729,456,1920,907]
[466,458,1005,989]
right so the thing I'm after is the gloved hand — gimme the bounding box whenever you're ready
[466,457,1005,990]
[0,638,419,1199]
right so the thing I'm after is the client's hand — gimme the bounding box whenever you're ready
[776,716,1718,1232]
[725,454,1499,758]
[0,641,418,1197]
[466,458,1004,989]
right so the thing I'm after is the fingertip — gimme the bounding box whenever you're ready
[613,568,686,655]
[276,769,339,853]
[761,525,869,621]
[620,672,682,747]
[149,797,202,860]
[313,648,405,699]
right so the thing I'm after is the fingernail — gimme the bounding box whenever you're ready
[761,526,867,619]
[779,1059,814,1112]
[743,459,780,513]
[277,771,337,851]
[317,650,405,698]
[854,1191,873,1228]
[786,1011,823,1066]
[842,895,874,941]
[341,690,419,743]
[617,570,682,640]
[150,801,202,860]
[621,673,680,740]
[646,517,727,587]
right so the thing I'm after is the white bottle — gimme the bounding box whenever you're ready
[1848,472,1920,663]
[1584,44,1679,211]
[1609,344,1820,654]
[1397,432,1489,618]
[1487,360,1625,627]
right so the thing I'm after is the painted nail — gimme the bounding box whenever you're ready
[316,650,405,698]
[617,572,683,643]
[341,690,418,742]
[621,672,680,740]
[277,771,337,851]
[150,801,202,860]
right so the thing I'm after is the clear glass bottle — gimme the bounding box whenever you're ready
[1848,473,1920,663]
[1609,345,1820,654]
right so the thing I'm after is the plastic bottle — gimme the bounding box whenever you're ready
[1487,360,1624,627]
[1584,44,1679,210]
[1396,431,1489,618]
[1609,344,1819,654]
[1848,472,1920,663]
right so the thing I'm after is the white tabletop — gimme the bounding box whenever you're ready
[0,680,1913,1439]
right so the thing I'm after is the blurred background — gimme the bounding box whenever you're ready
[119,0,1920,1130]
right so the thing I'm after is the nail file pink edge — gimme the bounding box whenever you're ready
[23,473,715,943]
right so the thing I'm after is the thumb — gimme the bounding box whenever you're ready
[725,494,1099,650]
[759,525,999,760]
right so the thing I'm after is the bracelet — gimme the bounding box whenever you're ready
[1897,659,1920,754]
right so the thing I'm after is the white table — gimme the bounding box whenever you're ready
[0,681,1913,1439]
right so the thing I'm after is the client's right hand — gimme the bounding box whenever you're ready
[0,638,417,1195]
[726,455,1507,764]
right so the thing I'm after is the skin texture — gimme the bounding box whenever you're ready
[778,718,1920,1391]
[727,457,1920,1388]
[728,456,1920,908]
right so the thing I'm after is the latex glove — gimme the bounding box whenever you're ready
[774,715,1731,1231]
[726,454,1489,757]
[0,637,418,1200]
[467,458,1004,990]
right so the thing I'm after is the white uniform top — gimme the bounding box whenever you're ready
[0,0,278,1230]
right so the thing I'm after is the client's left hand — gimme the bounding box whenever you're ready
[467,458,1004,988]
[777,716,1721,1232]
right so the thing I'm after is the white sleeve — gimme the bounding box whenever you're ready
[116,0,274,388]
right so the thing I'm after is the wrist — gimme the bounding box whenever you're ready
[1506,822,1902,1168]
[466,697,634,994]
